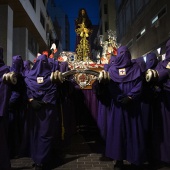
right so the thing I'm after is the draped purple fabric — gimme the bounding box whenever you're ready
[23,60,31,76]
[10,55,24,74]
[105,46,146,165]
[82,89,98,122]
[24,54,59,166]
[9,55,26,103]
[104,55,116,71]
[0,49,11,116]
[95,81,112,140]
[25,55,55,101]
[108,46,141,82]
[59,61,69,72]
[96,56,116,140]
[145,52,158,69]
[8,55,27,158]
[139,52,159,161]
[152,39,170,163]
[48,58,59,72]
[56,61,76,145]
[155,39,170,86]
[0,47,11,169]
[132,56,146,73]
[156,39,170,71]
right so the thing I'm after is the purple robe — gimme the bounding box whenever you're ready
[25,55,59,166]
[0,46,11,170]
[96,56,116,140]
[8,55,27,158]
[56,61,77,146]
[82,89,99,123]
[140,52,159,161]
[23,60,31,76]
[152,39,170,163]
[105,46,146,165]
[145,53,158,70]
[48,58,59,72]
[132,56,147,73]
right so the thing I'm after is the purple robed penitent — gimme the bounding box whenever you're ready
[105,46,146,165]
[152,39,170,163]
[96,56,116,140]
[0,46,11,169]
[48,58,60,72]
[25,55,59,165]
[56,61,77,146]
[23,60,31,76]
[8,55,28,158]
[132,55,147,73]
[139,52,159,161]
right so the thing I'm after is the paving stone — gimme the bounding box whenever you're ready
[10,130,170,170]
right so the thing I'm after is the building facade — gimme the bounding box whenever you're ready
[47,0,70,53]
[98,0,116,40]
[0,0,57,65]
[116,0,170,59]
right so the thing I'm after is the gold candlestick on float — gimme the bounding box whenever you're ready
[75,22,92,61]
[75,8,93,62]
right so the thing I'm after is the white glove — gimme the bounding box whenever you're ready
[98,70,110,83]
[2,72,17,84]
[50,70,64,83]
[50,43,56,50]
[145,69,158,82]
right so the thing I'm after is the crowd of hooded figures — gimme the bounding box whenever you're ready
[0,50,76,170]
[1,38,170,170]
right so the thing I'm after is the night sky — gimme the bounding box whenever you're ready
[55,0,99,51]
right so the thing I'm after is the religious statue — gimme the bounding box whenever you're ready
[75,8,93,61]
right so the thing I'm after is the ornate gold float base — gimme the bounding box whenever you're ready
[74,66,104,89]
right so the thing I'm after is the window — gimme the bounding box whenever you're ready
[126,39,133,48]
[136,28,146,40]
[28,33,38,56]
[151,6,167,25]
[29,0,36,10]
[104,4,108,14]
[40,11,45,28]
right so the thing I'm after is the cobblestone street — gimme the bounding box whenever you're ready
[11,129,170,170]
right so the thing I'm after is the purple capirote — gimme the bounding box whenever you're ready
[105,46,146,165]
[108,46,141,83]
[24,54,59,165]
[152,39,170,163]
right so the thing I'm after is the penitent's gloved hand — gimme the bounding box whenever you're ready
[30,100,45,111]
[120,96,132,105]
[50,70,64,83]
[98,70,110,84]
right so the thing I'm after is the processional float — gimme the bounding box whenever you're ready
[54,29,119,89]
[2,29,118,88]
